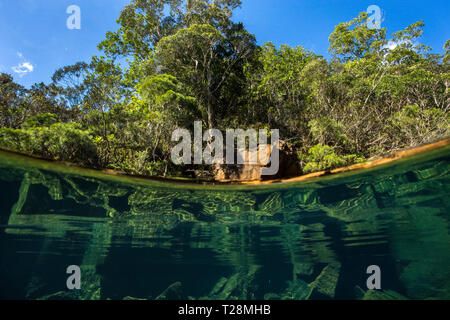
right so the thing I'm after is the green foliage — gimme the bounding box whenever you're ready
[245,43,317,133]
[444,40,450,64]
[303,144,364,173]
[137,74,199,125]
[107,149,178,177]
[0,123,98,166]
[0,127,32,152]
[328,12,387,62]
[0,4,448,179]
[303,144,346,173]
[308,117,350,150]
[154,22,256,128]
[385,105,450,148]
[22,113,58,129]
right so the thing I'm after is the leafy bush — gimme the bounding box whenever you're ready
[22,113,58,129]
[44,123,98,165]
[385,105,450,149]
[303,144,364,173]
[107,148,184,177]
[303,144,345,173]
[107,149,149,175]
[0,127,32,151]
[308,117,350,148]
[0,122,98,166]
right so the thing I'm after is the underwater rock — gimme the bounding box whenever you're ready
[296,189,320,207]
[1,146,449,301]
[283,279,312,300]
[264,293,281,300]
[390,203,450,300]
[209,277,228,296]
[211,266,261,300]
[38,291,77,300]
[155,282,185,300]
[123,296,147,300]
[354,285,366,300]
[362,289,408,300]
[81,287,101,300]
[352,285,408,300]
[25,275,47,299]
[415,161,448,180]
[307,262,341,299]
[294,263,315,281]
[216,273,241,299]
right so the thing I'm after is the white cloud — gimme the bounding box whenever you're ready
[384,39,412,51]
[12,62,34,76]
[11,51,34,77]
[386,41,398,50]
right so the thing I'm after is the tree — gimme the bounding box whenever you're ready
[0,73,27,128]
[154,23,256,129]
[1,8,448,178]
[98,0,243,61]
[51,62,90,110]
[245,43,318,136]
[329,12,387,62]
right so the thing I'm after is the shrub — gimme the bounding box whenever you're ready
[22,113,58,129]
[385,105,450,149]
[0,122,98,166]
[0,127,32,151]
[303,143,364,173]
[308,117,351,150]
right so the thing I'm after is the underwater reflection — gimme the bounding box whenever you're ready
[0,147,449,300]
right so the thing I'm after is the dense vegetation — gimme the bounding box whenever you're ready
[1,0,449,178]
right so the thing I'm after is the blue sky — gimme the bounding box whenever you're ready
[1,0,448,88]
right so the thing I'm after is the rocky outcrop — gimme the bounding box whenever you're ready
[213,140,301,182]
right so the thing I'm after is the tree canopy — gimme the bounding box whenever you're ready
[1,0,448,178]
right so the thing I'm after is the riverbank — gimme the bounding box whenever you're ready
[242,138,450,185]
[0,137,449,187]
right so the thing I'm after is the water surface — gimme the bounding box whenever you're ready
[0,147,449,300]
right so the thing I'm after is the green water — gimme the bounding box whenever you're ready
[0,147,449,300]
